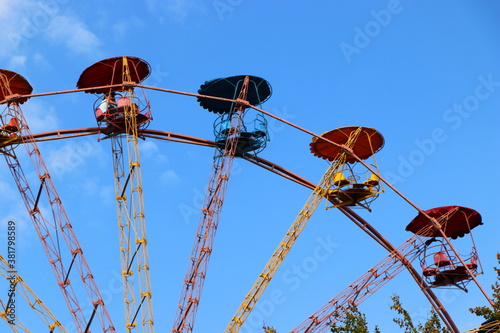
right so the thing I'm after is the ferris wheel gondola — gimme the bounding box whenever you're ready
[406,206,484,292]
[0,70,32,152]
[77,56,152,138]
[199,75,272,156]
[310,126,384,212]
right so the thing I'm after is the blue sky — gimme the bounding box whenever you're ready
[0,0,499,332]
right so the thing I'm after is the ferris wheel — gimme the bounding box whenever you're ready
[0,56,493,333]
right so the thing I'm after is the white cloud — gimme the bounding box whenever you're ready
[45,15,101,55]
[0,0,100,60]
[32,53,52,71]
[22,101,59,133]
[112,21,128,40]
[167,0,194,21]
[146,0,207,22]
[46,138,103,179]
[0,203,31,231]
[0,0,15,19]
[0,1,31,57]
[161,169,180,186]
[0,181,17,202]
[140,140,169,163]
[98,184,114,204]
[47,142,86,178]
[140,140,159,154]
[7,55,28,70]
[81,178,114,204]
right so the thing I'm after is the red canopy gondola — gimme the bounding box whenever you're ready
[406,206,482,239]
[310,126,384,163]
[76,56,150,94]
[0,69,33,105]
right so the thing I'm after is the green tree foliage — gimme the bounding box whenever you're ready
[389,295,416,332]
[328,296,448,332]
[330,304,380,333]
[262,324,277,333]
[266,254,500,333]
[389,295,449,333]
[331,304,380,333]
[469,253,500,321]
